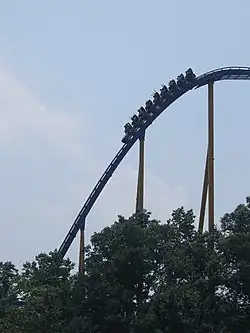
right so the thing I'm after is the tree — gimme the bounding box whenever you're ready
[2,198,250,332]
[71,207,225,332]
[1,251,75,333]
[78,204,250,332]
[0,261,18,302]
[219,197,250,331]
[0,261,20,333]
[76,211,162,332]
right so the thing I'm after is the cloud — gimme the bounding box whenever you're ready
[0,68,188,266]
[0,69,83,155]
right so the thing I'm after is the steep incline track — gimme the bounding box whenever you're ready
[59,67,250,257]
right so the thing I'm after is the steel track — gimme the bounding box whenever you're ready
[59,66,250,257]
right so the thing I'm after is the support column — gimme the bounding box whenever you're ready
[136,131,145,212]
[198,151,208,233]
[208,82,215,232]
[78,224,85,274]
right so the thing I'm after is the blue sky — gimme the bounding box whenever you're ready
[0,0,250,266]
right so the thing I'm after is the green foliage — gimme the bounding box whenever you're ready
[0,261,18,301]
[0,251,75,333]
[1,198,250,332]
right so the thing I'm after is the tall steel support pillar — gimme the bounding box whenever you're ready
[136,131,145,212]
[208,81,215,232]
[198,82,215,233]
[198,152,208,232]
[78,224,85,274]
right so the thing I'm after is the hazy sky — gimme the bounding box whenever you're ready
[0,0,250,266]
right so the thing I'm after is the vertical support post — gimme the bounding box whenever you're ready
[136,131,145,212]
[198,151,208,233]
[208,82,214,232]
[79,224,85,274]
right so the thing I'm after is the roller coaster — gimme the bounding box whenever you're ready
[58,66,250,273]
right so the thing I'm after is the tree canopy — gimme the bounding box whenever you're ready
[1,197,250,332]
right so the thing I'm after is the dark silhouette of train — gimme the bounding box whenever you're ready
[122,68,196,143]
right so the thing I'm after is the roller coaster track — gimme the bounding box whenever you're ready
[58,66,250,257]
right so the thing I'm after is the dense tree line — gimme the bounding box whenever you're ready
[1,197,250,332]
